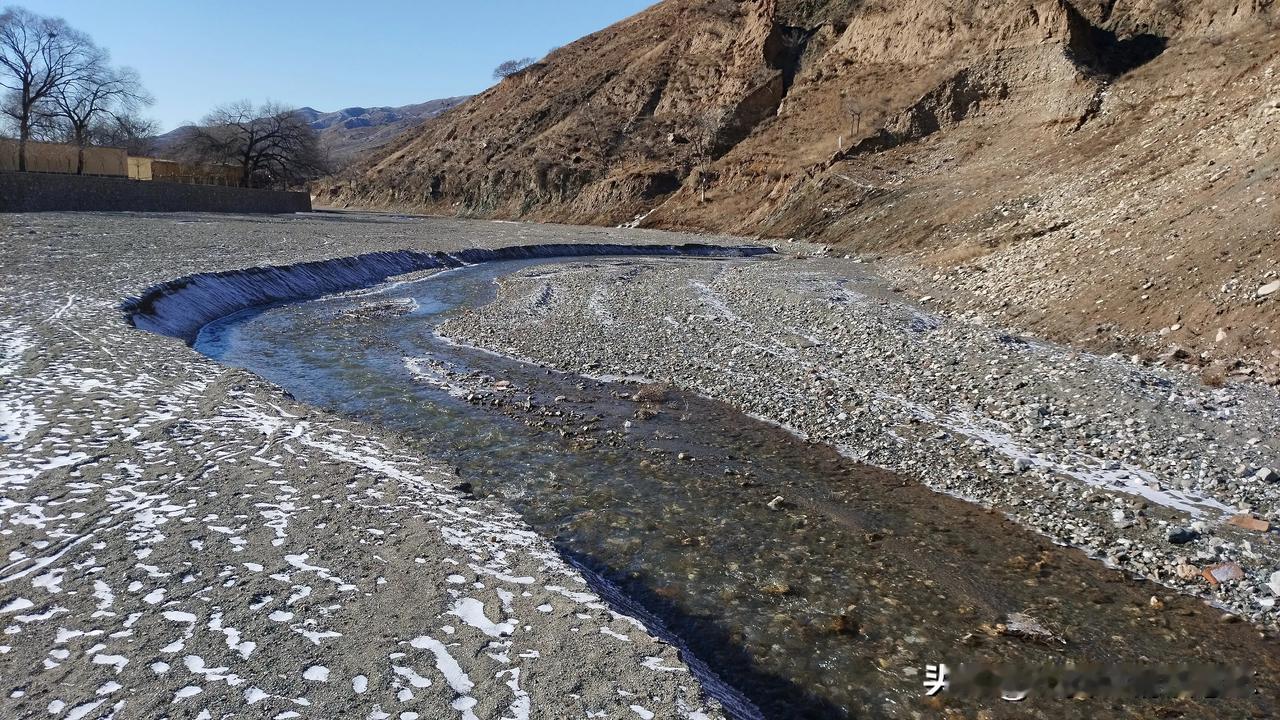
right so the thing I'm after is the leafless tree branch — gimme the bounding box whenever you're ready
[177,100,329,189]
[0,5,98,170]
[493,57,535,80]
[47,54,152,173]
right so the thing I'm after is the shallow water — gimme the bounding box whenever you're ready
[195,257,1280,719]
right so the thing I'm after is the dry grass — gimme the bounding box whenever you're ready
[632,381,672,403]
[925,242,993,267]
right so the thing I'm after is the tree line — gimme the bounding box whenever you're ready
[182,100,328,190]
[0,5,327,189]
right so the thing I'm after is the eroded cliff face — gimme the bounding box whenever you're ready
[323,0,1271,226]
[319,0,1279,378]
[324,0,795,223]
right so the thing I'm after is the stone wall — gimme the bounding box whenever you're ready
[0,171,311,213]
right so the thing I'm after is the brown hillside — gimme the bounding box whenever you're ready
[320,0,1279,381]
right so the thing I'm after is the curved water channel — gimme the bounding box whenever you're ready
[194,256,1279,719]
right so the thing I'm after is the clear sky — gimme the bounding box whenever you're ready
[26,0,655,132]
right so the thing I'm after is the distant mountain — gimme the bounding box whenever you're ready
[148,125,197,157]
[293,98,469,165]
[151,96,469,167]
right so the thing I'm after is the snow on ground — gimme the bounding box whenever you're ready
[0,212,740,720]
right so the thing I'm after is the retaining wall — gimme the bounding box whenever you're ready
[0,171,311,214]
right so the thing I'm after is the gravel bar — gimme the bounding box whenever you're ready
[443,252,1280,628]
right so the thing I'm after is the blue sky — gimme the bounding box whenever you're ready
[28,1,655,132]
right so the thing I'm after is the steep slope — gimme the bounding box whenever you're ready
[324,0,813,222]
[321,0,1279,380]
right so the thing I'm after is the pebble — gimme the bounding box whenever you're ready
[1226,514,1270,533]
[1202,562,1245,586]
[1174,563,1201,580]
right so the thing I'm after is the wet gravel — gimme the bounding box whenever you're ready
[443,252,1280,628]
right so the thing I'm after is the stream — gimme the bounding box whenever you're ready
[193,256,1279,719]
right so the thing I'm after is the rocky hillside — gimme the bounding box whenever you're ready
[320,0,1279,381]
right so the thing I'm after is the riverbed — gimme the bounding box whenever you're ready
[194,254,1280,719]
[0,212,761,720]
[4,211,1277,719]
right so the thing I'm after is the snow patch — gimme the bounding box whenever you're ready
[447,598,514,638]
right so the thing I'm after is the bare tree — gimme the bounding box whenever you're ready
[49,60,151,173]
[92,111,158,156]
[179,100,328,189]
[492,57,535,80]
[838,91,862,151]
[0,6,97,170]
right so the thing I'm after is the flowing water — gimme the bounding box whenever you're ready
[194,257,1280,719]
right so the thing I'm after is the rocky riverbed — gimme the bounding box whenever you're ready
[6,210,1280,719]
[443,253,1280,629]
[0,212,753,720]
[188,253,1280,719]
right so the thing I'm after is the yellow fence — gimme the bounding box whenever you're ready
[0,139,127,176]
[127,156,152,181]
[147,158,241,186]
[1,139,243,186]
